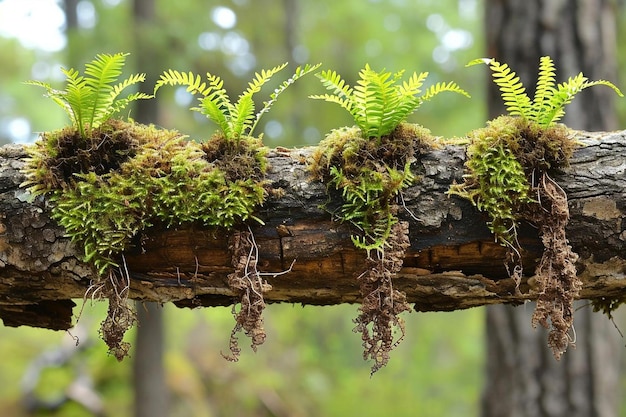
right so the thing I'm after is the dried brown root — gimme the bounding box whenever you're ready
[528,173,580,359]
[353,221,412,375]
[222,228,272,362]
[97,265,136,361]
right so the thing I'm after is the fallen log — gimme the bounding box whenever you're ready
[0,130,624,330]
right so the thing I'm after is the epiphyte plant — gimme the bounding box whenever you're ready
[452,56,623,249]
[468,56,623,127]
[154,62,320,362]
[450,55,622,359]
[154,62,321,141]
[310,64,470,251]
[310,63,469,141]
[310,64,469,374]
[26,52,151,139]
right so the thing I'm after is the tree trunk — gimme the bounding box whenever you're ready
[483,1,622,416]
[0,129,625,330]
[131,1,169,417]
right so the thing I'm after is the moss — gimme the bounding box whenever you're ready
[310,122,432,252]
[25,119,267,275]
[592,296,626,321]
[310,122,432,374]
[23,118,269,359]
[450,115,580,359]
[450,116,574,247]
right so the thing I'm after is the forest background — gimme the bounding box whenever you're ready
[1,0,626,416]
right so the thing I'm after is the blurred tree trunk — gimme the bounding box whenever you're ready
[62,0,89,69]
[483,1,623,416]
[132,1,169,417]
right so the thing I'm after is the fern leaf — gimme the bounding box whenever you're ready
[62,67,91,137]
[582,79,624,96]
[538,73,587,126]
[110,73,148,99]
[466,58,492,67]
[242,63,288,98]
[539,75,623,127]
[83,53,128,129]
[422,81,470,102]
[91,73,150,122]
[397,71,428,97]
[199,74,233,134]
[308,93,354,113]
[489,60,533,119]
[311,69,354,104]
[197,97,232,137]
[154,70,209,96]
[231,95,255,138]
[108,92,153,116]
[250,63,321,135]
[24,80,76,123]
[532,56,557,122]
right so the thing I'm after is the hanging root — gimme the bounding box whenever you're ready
[529,174,580,359]
[222,228,272,362]
[98,260,136,361]
[353,221,412,375]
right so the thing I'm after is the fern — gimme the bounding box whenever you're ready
[468,56,623,127]
[155,63,321,140]
[26,53,151,139]
[311,64,469,141]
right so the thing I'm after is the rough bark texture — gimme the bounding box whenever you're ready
[483,1,622,416]
[0,130,625,331]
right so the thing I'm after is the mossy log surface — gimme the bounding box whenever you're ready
[1,130,625,330]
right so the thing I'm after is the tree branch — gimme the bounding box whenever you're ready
[1,130,625,330]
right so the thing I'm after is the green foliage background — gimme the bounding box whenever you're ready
[0,0,625,416]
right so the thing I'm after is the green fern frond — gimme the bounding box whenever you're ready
[84,53,127,129]
[397,71,428,97]
[532,56,557,122]
[156,63,316,140]
[583,79,624,96]
[111,73,148,99]
[108,92,153,115]
[312,69,354,101]
[242,63,288,98]
[311,65,469,141]
[422,81,471,102]
[251,63,321,134]
[470,56,623,127]
[231,95,255,139]
[309,93,355,113]
[197,74,234,136]
[154,70,209,96]
[353,65,400,138]
[27,52,150,139]
[489,60,533,119]
[62,68,91,137]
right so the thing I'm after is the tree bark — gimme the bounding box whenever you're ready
[131,2,169,417]
[483,1,622,416]
[0,130,625,330]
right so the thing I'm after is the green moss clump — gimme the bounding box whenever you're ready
[310,122,432,374]
[24,119,268,360]
[24,119,267,275]
[310,123,432,252]
[449,115,574,247]
[449,115,580,359]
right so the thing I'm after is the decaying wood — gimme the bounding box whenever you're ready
[1,130,625,330]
